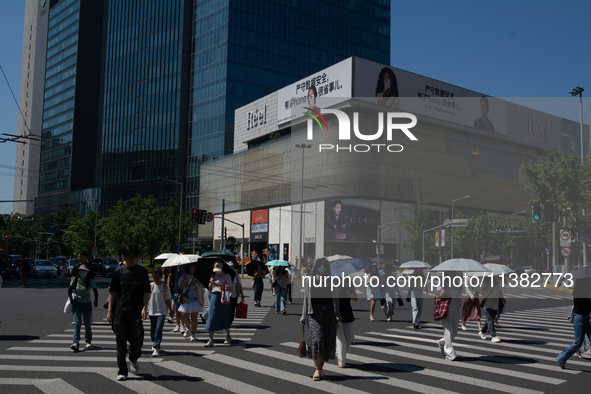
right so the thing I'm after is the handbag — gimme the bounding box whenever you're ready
[103,298,109,309]
[178,275,195,304]
[397,297,404,307]
[221,284,232,305]
[235,296,248,318]
[433,296,450,321]
[296,325,307,358]
[64,298,72,314]
[334,231,347,240]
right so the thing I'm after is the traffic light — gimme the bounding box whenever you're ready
[544,201,558,223]
[3,235,7,239]
[198,209,207,224]
[532,202,543,222]
[191,209,198,224]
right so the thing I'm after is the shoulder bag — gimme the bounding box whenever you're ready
[297,325,307,358]
[433,296,450,321]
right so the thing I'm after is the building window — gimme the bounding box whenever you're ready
[21,180,23,185]
[21,190,23,195]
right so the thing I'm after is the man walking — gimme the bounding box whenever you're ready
[107,244,150,381]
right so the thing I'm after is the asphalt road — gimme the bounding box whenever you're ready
[0,275,589,393]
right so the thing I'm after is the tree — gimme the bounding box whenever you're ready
[523,149,591,233]
[403,200,439,260]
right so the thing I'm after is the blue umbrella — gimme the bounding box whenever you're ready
[330,258,371,277]
[265,260,292,267]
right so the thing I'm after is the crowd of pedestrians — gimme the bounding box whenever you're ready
[55,249,590,382]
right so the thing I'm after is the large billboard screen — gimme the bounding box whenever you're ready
[324,199,380,243]
[251,209,268,233]
[353,57,508,136]
[277,58,352,125]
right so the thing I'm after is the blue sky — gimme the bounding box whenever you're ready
[0,0,590,215]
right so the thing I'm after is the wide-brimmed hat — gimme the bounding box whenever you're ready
[78,264,90,272]
[213,261,223,273]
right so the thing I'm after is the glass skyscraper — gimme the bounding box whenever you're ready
[100,0,192,210]
[185,0,391,209]
[38,0,104,199]
[30,0,391,220]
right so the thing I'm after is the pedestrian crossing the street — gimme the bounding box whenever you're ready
[1,303,588,393]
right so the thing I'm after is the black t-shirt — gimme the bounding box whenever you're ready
[109,264,150,319]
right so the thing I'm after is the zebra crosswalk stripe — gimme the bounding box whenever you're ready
[156,360,275,394]
[0,378,84,394]
[356,332,582,372]
[281,342,556,392]
[250,346,494,394]
[0,365,176,394]
[204,353,379,394]
[370,330,590,368]
[354,335,576,379]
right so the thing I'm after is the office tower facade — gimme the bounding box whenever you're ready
[12,0,48,216]
[32,0,105,216]
[185,0,391,210]
[23,0,391,220]
[100,0,193,212]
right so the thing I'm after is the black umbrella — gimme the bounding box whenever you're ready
[194,256,236,287]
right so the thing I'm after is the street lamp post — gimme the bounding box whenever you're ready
[295,144,312,270]
[570,87,586,266]
[451,195,470,258]
[163,179,184,245]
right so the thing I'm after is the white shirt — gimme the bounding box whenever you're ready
[148,282,169,316]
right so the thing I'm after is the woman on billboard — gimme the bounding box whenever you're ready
[375,67,400,109]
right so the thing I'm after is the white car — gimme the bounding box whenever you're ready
[32,259,58,278]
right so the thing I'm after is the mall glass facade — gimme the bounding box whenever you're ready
[39,0,104,197]
[185,0,391,209]
[100,0,193,213]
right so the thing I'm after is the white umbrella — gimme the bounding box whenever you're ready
[431,258,491,273]
[399,261,431,269]
[155,253,178,261]
[161,254,199,268]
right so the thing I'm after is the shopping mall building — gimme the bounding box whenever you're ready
[198,57,589,265]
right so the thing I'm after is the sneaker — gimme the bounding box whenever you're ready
[224,335,232,345]
[446,355,456,361]
[437,341,444,355]
[200,314,206,324]
[282,310,286,315]
[71,321,75,325]
[204,339,214,348]
[152,348,160,357]
[117,375,127,381]
[380,305,386,310]
[190,334,198,342]
[172,325,180,332]
[387,317,392,322]
[70,344,79,352]
[478,331,487,340]
[179,325,187,334]
[461,323,467,331]
[491,337,501,343]
[85,342,92,348]
[166,318,173,324]
[183,330,191,338]
[129,361,139,374]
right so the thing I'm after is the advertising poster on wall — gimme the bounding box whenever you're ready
[353,57,508,136]
[251,209,268,233]
[277,58,353,125]
[324,199,380,242]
